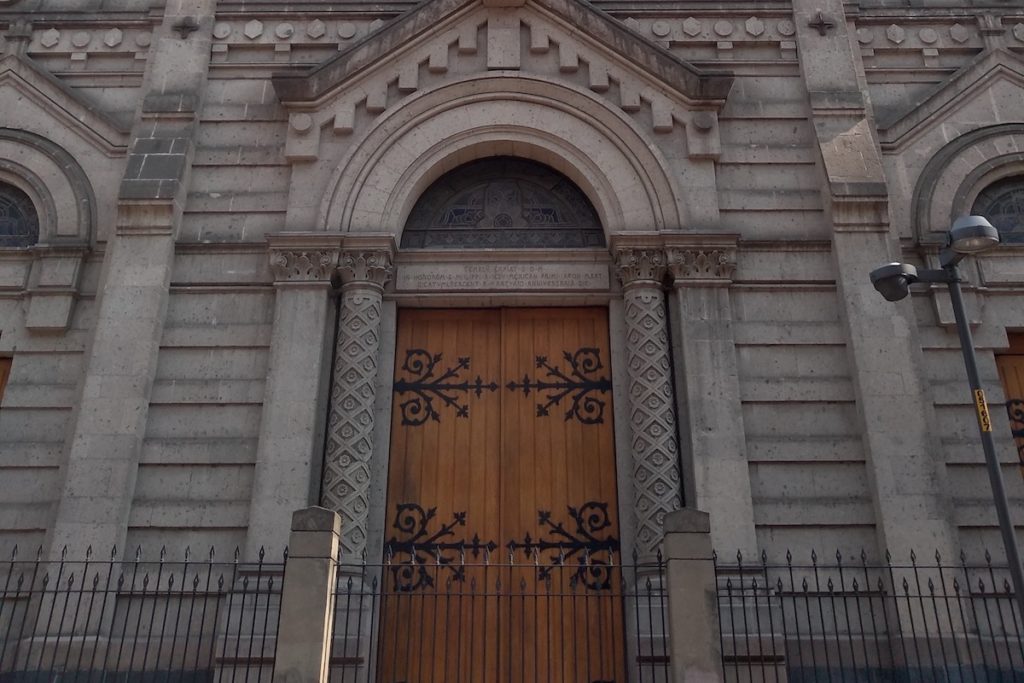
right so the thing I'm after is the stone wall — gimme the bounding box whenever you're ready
[0,0,1021,565]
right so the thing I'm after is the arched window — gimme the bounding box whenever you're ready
[0,181,40,248]
[402,157,604,249]
[972,176,1024,244]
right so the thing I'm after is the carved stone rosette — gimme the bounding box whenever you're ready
[322,245,394,558]
[614,247,682,556]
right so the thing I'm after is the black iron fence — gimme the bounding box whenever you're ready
[0,546,284,683]
[329,550,670,683]
[8,542,1024,683]
[715,549,1024,683]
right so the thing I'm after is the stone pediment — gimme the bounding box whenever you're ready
[879,49,1024,151]
[0,54,129,156]
[271,0,733,161]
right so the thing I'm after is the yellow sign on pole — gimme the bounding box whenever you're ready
[974,389,992,433]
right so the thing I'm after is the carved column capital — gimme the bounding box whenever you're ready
[267,233,344,284]
[665,247,736,285]
[613,247,668,288]
[338,235,396,290]
[270,249,340,283]
[338,249,393,289]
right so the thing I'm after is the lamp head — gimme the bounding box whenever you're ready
[949,215,1000,254]
[869,262,918,302]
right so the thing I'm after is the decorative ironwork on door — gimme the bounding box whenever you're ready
[382,308,624,683]
[384,500,621,592]
[391,349,498,425]
[394,346,612,426]
[1008,399,1024,475]
[506,349,612,424]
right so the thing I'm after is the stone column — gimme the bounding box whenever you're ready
[48,0,216,557]
[244,236,342,559]
[321,236,394,559]
[665,238,758,558]
[791,0,959,558]
[273,507,341,683]
[613,240,682,558]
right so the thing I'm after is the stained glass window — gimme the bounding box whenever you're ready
[0,181,40,248]
[402,157,604,249]
[972,176,1024,244]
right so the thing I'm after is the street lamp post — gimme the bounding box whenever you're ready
[870,215,1024,621]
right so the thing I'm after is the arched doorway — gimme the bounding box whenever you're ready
[378,157,626,683]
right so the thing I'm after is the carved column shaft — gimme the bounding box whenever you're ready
[614,246,682,557]
[245,239,340,559]
[665,243,758,558]
[322,245,394,559]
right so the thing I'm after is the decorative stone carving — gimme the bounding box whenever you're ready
[103,28,123,48]
[614,245,681,556]
[745,17,764,38]
[949,23,970,43]
[337,249,393,288]
[307,19,326,39]
[665,247,736,283]
[269,248,338,282]
[613,246,667,286]
[244,20,263,40]
[323,242,394,558]
[40,28,60,48]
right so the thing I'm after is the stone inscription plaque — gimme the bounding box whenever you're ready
[396,262,610,292]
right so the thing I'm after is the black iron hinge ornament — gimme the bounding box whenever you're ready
[392,349,498,426]
[506,501,621,590]
[506,348,612,425]
[384,503,497,591]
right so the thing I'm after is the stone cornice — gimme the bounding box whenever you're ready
[270,0,732,106]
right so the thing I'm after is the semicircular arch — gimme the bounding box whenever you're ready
[321,74,684,237]
[912,123,1024,243]
[0,128,95,246]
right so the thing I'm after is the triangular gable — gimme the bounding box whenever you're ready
[273,0,732,105]
[269,0,733,163]
[0,54,129,155]
[880,49,1024,151]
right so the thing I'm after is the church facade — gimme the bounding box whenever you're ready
[0,0,1023,583]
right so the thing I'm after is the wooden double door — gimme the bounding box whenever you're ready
[380,307,625,683]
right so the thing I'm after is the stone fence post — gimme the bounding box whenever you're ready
[664,508,724,683]
[273,507,341,683]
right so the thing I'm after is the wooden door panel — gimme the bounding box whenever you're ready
[381,307,623,683]
[996,335,1024,479]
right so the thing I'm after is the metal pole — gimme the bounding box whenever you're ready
[945,268,1024,621]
